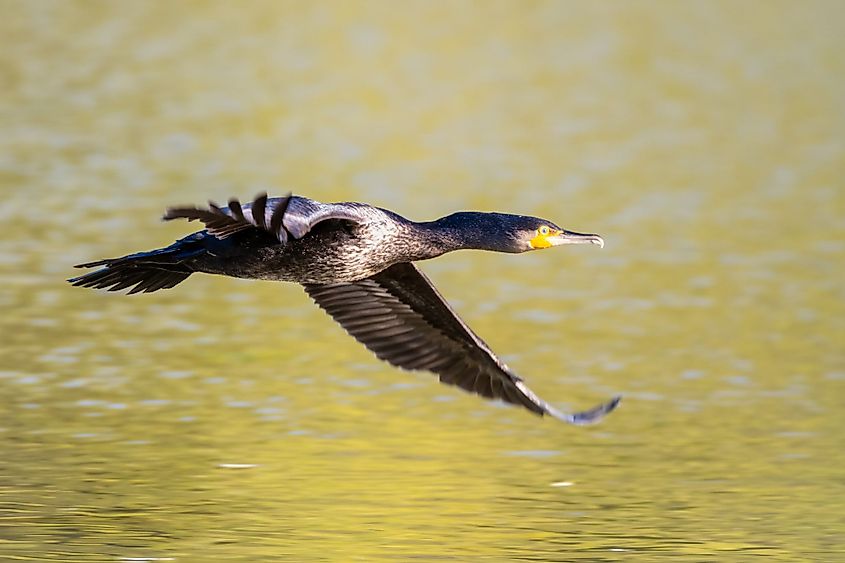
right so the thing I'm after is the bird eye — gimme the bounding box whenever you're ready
[539,226,550,236]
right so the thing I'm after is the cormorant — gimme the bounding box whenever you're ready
[69,194,621,424]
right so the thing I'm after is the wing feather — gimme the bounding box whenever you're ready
[163,193,369,243]
[305,262,620,424]
[250,193,268,230]
[227,198,245,221]
[268,193,292,243]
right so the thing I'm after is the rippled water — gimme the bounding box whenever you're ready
[2,2,843,561]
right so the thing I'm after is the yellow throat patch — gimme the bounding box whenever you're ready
[528,229,554,249]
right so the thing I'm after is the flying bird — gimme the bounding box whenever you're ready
[70,194,620,424]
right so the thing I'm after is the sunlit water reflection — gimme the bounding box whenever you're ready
[2,2,844,561]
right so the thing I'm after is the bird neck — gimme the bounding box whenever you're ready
[409,212,520,259]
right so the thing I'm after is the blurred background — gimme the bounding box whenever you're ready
[1,1,843,561]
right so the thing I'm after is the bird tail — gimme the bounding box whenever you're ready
[68,237,204,294]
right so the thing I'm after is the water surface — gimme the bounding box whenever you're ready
[1,2,843,561]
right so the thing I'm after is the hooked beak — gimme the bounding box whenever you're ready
[550,229,605,248]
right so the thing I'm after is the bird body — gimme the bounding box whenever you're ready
[70,193,620,424]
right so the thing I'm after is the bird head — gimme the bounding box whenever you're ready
[430,212,604,254]
[520,218,604,252]
[491,214,604,253]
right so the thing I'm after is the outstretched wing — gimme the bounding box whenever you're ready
[163,193,369,243]
[304,262,620,424]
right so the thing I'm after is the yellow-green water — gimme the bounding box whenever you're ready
[1,1,843,561]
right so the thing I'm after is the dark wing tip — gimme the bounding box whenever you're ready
[550,395,622,425]
[269,193,293,242]
[251,192,268,230]
[73,259,109,269]
[512,380,621,425]
[228,198,245,221]
[162,206,198,221]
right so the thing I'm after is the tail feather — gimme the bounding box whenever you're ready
[69,264,192,294]
[69,239,201,294]
[74,258,112,269]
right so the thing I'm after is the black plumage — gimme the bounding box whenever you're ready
[69,193,620,424]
